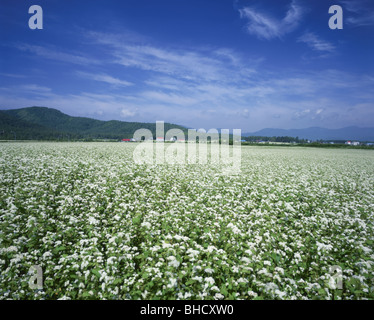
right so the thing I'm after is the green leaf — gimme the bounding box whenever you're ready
[92,269,101,278]
[113,278,123,285]
[220,285,228,296]
[132,216,141,225]
[53,245,66,253]
[318,288,326,296]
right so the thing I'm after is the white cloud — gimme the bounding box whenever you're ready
[294,108,310,119]
[346,12,374,27]
[339,0,361,13]
[0,73,27,79]
[4,28,374,131]
[120,108,137,118]
[242,108,250,119]
[16,44,100,65]
[0,84,52,97]
[88,32,250,82]
[3,65,372,131]
[297,32,335,53]
[142,91,199,106]
[20,84,52,93]
[76,71,133,87]
[238,0,304,40]
[339,0,374,26]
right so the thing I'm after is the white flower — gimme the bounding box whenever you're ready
[107,256,116,265]
[88,216,99,225]
[241,257,251,264]
[248,291,258,297]
[141,290,148,299]
[214,293,224,300]
[167,278,177,288]
[192,276,203,282]
[275,267,284,275]
[168,259,180,268]
[184,292,192,299]
[5,246,18,253]
[206,246,216,253]
[227,222,240,234]
[141,221,151,229]
[274,289,287,299]
[42,251,52,259]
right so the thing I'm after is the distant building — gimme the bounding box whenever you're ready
[346,141,360,146]
[156,137,164,142]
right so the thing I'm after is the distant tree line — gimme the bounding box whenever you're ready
[242,136,308,143]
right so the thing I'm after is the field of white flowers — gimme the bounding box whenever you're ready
[0,142,373,300]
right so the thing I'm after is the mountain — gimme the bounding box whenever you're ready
[0,106,187,140]
[3,106,374,142]
[243,126,374,142]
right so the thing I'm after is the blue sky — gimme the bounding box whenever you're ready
[0,0,373,131]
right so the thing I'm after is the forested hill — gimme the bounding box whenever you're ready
[0,107,187,140]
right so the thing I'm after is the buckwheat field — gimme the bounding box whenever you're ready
[0,142,373,300]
